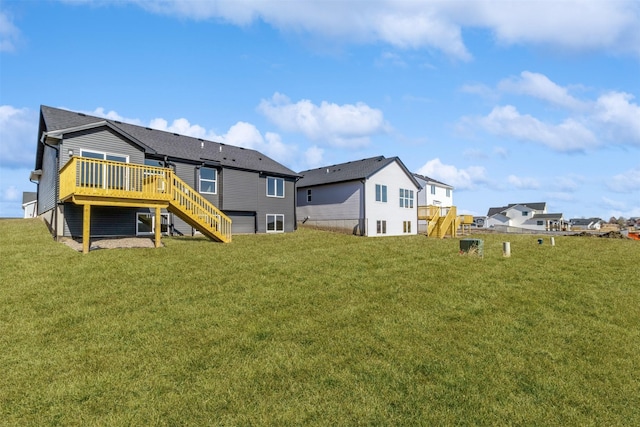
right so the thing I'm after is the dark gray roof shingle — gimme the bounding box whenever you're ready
[39,106,299,177]
[297,156,420,188]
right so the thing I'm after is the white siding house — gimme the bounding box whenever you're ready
[414,174,453,207]
[297,156,421,236]
[486,203,565,231]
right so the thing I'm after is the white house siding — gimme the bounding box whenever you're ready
[366,163,418,237]
[414,177,453,207]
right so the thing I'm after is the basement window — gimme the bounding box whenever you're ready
[266,214,284,233]
[377,220,387,234]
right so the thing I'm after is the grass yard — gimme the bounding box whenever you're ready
[1,218,640,425]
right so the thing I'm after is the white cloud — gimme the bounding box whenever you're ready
[416,158,487,190]
[607,167,640,193]
[507,174,540,190]
[304,145,324,168]
[258,93,389,148]
[120,0,640,59]
[214,121,298,166]
[460,0,640,57]
[463,72,640,152]
[3,185,20,202]
[90,107,143,125]
[497,71,586,110]
[474,105,598,152]
[0,106,38,169]
[594,92,640,145]
[459,83,497,100]
[0,11,21,52]
[148,117,215,140]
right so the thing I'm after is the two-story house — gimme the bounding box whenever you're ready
[296,156,421,236]
[31,106,300,251]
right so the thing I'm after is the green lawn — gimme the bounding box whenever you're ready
[1,218,639,425]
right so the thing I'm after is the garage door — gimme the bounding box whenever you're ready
[228,212,256,234]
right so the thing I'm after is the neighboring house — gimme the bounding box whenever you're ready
[22,191,37,218]
[413,173,454,234]
[296,156,421,236]
[569,218,602,231]
[485,202,566,231]
[413,174,453,207]
[31,105,300,246]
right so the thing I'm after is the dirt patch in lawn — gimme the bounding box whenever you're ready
[61,237,160,252]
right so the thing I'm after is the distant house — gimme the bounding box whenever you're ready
[22,192,37,218]
[412,174,454,233]
[31,105,300,251]
[485,202,566,231]
[296,156,421,236]
[569,218,602,231]
[413,174,453,207]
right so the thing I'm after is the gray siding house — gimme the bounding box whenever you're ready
[31,105,300,241]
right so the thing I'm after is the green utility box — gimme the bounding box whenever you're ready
[460,239,484,256]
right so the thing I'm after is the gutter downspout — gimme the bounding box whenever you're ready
[361,179,366,236]
[41,133,61,240]
[294,176,301,231]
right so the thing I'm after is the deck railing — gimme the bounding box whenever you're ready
[59,157,231,242]
[60,157,172,202]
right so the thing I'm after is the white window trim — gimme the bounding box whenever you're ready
[266,176,285,198]
[136,212,170,236]
[80,149,129,163]
[79,149,129,189]
[199,167,217,195]
[266,214,285,233]
[375,184,387,203]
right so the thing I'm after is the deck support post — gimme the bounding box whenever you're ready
[155,206,162,248]
[83,204,91,254]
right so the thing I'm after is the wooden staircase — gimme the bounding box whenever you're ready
[418,205,472,238]
[59,157,231,252]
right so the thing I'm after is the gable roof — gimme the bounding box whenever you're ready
[297,156,420,188]
[412,173,453,189]
[22,191,37,205]
[37,106,299,178]
[487,202,547,217]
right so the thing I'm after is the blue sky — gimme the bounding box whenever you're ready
[1,0,639,220]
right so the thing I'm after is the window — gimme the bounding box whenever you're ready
[399,188,414,208]
[403,221,412,233]
[267,177,285,198]
[376,220,387,234]
[79,149,128,189]
[537,220,544,226]
[266,214,284,233]
[200,167,217,194]
[307,189,312,202]
[446,188,451,197]
[522,211,529,216]
[430,185,436,195]
[136,212,169,235]
[375,184,387,202]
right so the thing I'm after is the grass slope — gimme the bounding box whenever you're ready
[1,218,639,425]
